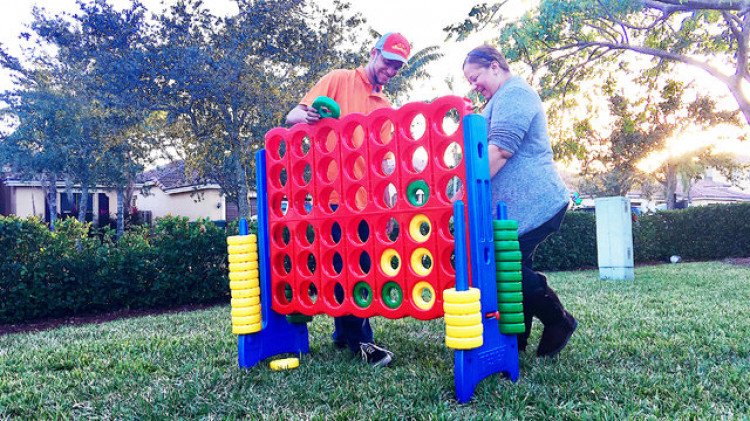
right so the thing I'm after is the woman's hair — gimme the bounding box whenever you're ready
[463,45,510,71]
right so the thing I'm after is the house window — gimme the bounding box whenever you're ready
[59,193,94,221]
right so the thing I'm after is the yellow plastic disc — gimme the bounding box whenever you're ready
[380,248,401,277]
[232,297,262,307]
[231,303,260,316]
[444,312,482,326]
[231,287,261,298]
[269,357,300,371]
[232,323,261,335]
[229,270,260,282]
[229,261,258,272]
[445,335,483,350]
[232,314,261,325]
[412,281,436,310]
[408,214,431,243]
[228,252,259,263]
[446,323,483,338]
[227,234,257,245]
[442,287,481,304]
[228,243,258,255]
[443,301,481,315]
[410,248,434,277]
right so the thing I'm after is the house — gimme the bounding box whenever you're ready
[0,160,257,224]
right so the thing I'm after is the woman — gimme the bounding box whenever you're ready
[463,45,577,357]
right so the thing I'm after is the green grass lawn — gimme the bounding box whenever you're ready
[2,262,749,419]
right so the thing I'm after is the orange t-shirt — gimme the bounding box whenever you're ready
[300,67,392,208]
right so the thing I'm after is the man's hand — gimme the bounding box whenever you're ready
[286,104,321,125]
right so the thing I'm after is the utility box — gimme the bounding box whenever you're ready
[595,196,634,280]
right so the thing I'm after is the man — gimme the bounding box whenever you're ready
[286,32,411,368]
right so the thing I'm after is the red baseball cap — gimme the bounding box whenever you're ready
[374,32,411,63]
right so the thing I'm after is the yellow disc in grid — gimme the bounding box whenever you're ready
[229,252,259,263]
[227,235,257,245]
[231,303,260,316]
[410,248,434,277]
[412,281,436,310]
[408,214,431,243]
[228,243,258,255]
[229,261,258,272]
[445,335,483,349]
[443,287,480,304]
[446,323,483,338]
[232,314,261,325]
[380,248,401,277]
[232,323,261,335]
[229,279,260,295]
[229,270,260,282]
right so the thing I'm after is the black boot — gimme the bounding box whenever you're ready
[533,286,577,358]
[517,304,534,352]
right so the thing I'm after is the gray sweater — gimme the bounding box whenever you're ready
[482,76,569,235]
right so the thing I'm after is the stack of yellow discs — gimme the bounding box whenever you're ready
[442,287,483,349]
[227,234,261,334]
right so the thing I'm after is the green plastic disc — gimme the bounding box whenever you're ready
[495,250,522,262]
[496,271,522,282]
[407,179,430,207]
[495,240,520,251]
[312,96,341,119]
[499,323,526,335]
[497,282,522,292]
[498,292,523,303]
[382,281,403,309]
[493,230,518,241]
[499,302,524,313]
[353,282,373,308]
[499,312,525,324]
[496,261,521,271]
[493,220,518,230]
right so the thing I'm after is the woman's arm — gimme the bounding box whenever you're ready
[488,144,514,178]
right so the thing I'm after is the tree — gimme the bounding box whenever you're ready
[446,1,750,125]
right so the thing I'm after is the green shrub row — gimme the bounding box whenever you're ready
[0,216,234,324]
[535,203,750,271]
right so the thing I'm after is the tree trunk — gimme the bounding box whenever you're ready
[664,163,677,210]
[235,156,250,218]
[45,173,58,231]
[78,182,89,222]
[116,187,125,238]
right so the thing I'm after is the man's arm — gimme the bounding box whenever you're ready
[488,144,513,178]
[285,104,321,126]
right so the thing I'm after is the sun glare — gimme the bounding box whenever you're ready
[636,124,750,173]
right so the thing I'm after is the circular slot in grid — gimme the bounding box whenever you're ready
[270,193,289,218]
[440,246,456,274]
[375,216,400,244]
[408,214,432,243]
[438,212,455,240]
[317,157,339,184]
[296,222,315,246]
[345,185,368,212]
[380,248,401,277]
[269,164,288,189]
[411,248,434,277]
[441,141,463,170]
[297,252,316,276]
[372,116,395,146]
[412,281,436,310]
[293,162,312,186]
[266,134,286,160]
[353,281,373,308]
[323,281,346,307]
[409,146,429,173]
[439,107,460,137]
[272,224,291,248]
[444,176,464,203]
[318,187,341,215]
[380,151,396,176]
[316,127,338,154]
[346,219,370,244]
[293,132,312,158]
[378,182,397,209]
[300,281,319,305]
[348,249,372,276]
[293,190,313,216]
[345,154,366,181]
[342,122,366,149]
[276,281,292,305]
[407,113,426,141]
[319,220,343,247]
[382,281,403,309]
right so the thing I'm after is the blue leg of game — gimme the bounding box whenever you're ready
[237,149,309,368]
[453,114,519,403]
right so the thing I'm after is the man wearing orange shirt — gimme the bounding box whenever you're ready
[286,32,410,368]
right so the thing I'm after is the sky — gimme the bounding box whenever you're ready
[1,0,748,174]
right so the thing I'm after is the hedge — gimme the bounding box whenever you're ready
[2,203,749,324]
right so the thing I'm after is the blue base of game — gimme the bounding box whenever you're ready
[237,313,309,368]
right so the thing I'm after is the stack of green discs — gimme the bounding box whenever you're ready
[493,219,525,335]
